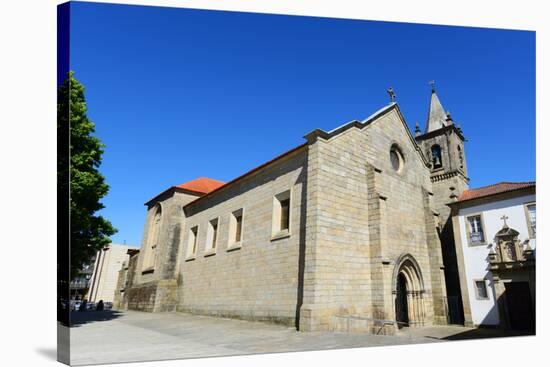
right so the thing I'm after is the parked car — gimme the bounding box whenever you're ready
[85,302,96,311]
[104,302,113,310]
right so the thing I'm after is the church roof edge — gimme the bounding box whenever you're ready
[304,102,397,142]
[181,143,308,210]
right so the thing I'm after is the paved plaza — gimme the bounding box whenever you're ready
[66,310,532,366]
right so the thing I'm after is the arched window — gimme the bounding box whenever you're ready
[144,204,162,270]
[431,144,442,169]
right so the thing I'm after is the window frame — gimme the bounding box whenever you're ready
[204,217,220,256]
[389,144,405,174]
[227,208,245,251]
[271,189,292,241]
[430,144,443,169]
[523,202,536,239]
[143,204,162,273]
[473,279,490,300]
[464,212,487,246]
[185,225,199,261]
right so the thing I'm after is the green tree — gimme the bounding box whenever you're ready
[58,71,117,278]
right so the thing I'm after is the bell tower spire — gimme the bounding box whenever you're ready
[425,81,452,133]
[416,82,468,179]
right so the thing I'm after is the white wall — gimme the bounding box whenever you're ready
[88,244,139,303]
[457,193,535,326]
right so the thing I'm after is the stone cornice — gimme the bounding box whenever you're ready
[489,259,535,273]
[430,170,469,183]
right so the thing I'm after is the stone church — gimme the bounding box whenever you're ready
[116,86,469,334]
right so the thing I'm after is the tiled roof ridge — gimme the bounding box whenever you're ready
[457,181,535,202]
[471,181,535,189]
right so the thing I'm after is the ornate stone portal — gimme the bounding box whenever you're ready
[488,216,535,330]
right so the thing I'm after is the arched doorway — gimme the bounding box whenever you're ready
[393,254,426,328]
[395,273,409,328]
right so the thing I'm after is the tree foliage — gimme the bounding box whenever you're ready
[58,71,117,278]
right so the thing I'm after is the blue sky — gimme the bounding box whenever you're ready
[68,2,535,246]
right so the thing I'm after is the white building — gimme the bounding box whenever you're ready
[87,243,139,303]
[449,182,535,330]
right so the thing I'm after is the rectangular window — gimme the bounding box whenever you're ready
[234,209,243,243]
[525,203,536,238]
[228,209,244,249]
[272,190,291,239]
[187,226,198,258]
[280,198,290,231]
[474,280,489,299]
[206,218,219,251]
[467,215,485,244]
[235,213,243,242]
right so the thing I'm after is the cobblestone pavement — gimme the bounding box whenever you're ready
[68,310,532,366]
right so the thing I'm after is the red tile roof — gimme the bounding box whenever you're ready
[457,181,535,202]
[144,177,225,205]
[176,177,226,195]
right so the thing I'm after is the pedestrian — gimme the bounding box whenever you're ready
[80,299,87,312]
[97,300,104,311]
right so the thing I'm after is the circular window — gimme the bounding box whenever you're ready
[390,146,403,172]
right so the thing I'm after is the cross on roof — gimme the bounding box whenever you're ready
[387,87,396,102]
[500,215,509,227]
[429,80,436,92]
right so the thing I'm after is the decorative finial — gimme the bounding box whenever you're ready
[500,215,509,227]
[456,123,462,134]
[429,80,436,93]
[446,111,453,122]
[387,87,396,103]
[414,122,421,136]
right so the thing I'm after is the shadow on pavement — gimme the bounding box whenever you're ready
[35,347,57,361]
[67,310,124,327]
[441,328,535,340]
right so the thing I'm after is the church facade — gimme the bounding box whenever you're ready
[117,88,470,334]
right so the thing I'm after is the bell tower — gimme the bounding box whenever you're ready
[415,82,469,324]
[415,82,469,207]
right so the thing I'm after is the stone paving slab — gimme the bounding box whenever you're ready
[68,310,531,366]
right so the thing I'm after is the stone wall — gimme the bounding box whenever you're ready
[301,107,444,331]
[134,191,200,286]
[128,191,199,312]
[300,128,373,330]
[126,281,158,312]
[115,253,139,310]
[177,148,308,326]
[365,110,439,326]
[113,266,127,309]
